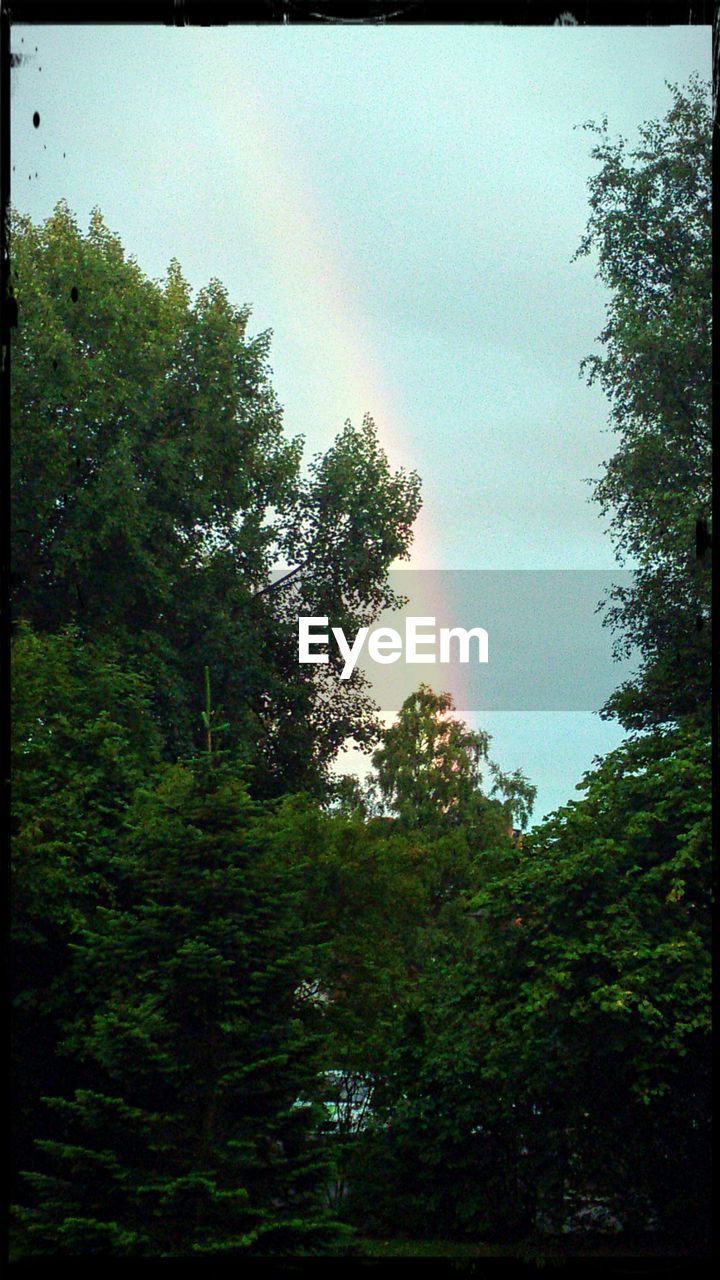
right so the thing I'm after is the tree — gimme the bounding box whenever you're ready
[574,76,712,729]
[370,684,535,834]
[13,757,350,1256]
[249,795,433,1188]
[469,722,711,1242]
[345,722,711,1246]
[253,745,527,1228]
[11,624,163,934]
[295,808,428,1077]
[252,414,422,792]
[343,902,535,1243]
[324,693,536,1241]
[11,624,163,1193]
[10,203,421,789]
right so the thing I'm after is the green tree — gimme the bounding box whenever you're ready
[250,797,431,1182]
[470,722,711,1241]
[255,773,518,1225]
[14,757,350,1257]
[574,76,711,729]
[341,871,536,1242]
[370,684,535,834]
[11,624,162,933]
[10,203,421,789]
[11,624,162,1193]
[321,692,535,1240]
[347,725,710,1245]
[297,809,428,1076]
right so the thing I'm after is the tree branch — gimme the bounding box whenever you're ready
[251,559,309,600]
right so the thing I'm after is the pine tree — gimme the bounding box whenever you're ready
[11,624,163,1198]
[14,751,349,1256]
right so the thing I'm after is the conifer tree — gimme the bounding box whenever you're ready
[14,746,348,1256]
[11,624,163,1196]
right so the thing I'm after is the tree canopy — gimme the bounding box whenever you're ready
[15,757,349,1256]
[343,721,711,1244]
[370,684,536,833]
[574,75,711,729]
[10,202,421,790]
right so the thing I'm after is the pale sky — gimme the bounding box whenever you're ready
[10,22,711,822]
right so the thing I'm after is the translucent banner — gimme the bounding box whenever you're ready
[295,570,638,712]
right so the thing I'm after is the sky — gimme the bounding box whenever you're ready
[10,21,711,823]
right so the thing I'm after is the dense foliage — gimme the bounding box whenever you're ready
[371,683,536,833]
[472,724,711,1240]
[11,79,711,1257]
[342,724,710,1245]
[11,626,163,1190]
[10,202,421,791]
[16,757,350,1255]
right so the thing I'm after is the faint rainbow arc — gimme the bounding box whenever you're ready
[213,87,474,709]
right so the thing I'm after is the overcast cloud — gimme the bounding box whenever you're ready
[10,22,711,821]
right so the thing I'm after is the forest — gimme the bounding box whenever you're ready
[9,78,711,1258]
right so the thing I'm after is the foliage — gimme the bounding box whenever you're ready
[12,624,162,933]
[313,691,532,1238]
[261,755,529,1225]
[13,758,350,1257]
[471,724,711,1239]
[345,919,533,1242]
[10,203,421,788]
[10,92,712,1251]
[370,684,535,832]
[297,811,427,1072]
[249,799,428,1126]
[11,625,163,1191]
[574,76,712,728]
[346,724,710,1245]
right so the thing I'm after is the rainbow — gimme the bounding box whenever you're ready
[210,80,476,712]
[209,80,439,568]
